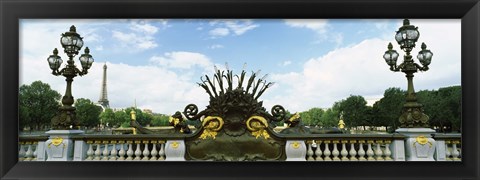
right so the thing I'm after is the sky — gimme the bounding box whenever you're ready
[19,19,461,115]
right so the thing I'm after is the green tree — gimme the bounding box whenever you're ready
[373,87,406,131]
[439,86,461,132]
[75,98,103,128]
[124,107,151,126]
[115,111,131,127]
[100,108,119,127]
[19,81,61,130]
[418,86,461,132]
[319,108,339,128]
[151,114,170,126]
[300,108,324,126]
[339,95,369,128]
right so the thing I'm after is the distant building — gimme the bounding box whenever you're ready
[143,109,153,114]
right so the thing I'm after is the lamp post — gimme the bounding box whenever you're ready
[383,19,433,128]
[48,25,94,130]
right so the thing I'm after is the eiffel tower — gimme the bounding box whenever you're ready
[98,63,110,109]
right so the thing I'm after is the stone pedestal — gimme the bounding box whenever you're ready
[285,140,306,161]
[396,128,436,161]
[165,140,185,161]
[45,130,84,161]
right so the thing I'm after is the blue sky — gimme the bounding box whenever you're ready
[20,19,461,114]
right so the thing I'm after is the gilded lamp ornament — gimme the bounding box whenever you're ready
[48,25,94,130]
[383,19,433,128]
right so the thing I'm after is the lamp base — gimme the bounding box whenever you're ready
[51,106,79,130]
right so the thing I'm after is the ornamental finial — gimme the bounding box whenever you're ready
[69,25,76,32]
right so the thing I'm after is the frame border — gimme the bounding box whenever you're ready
[1,0,479,179]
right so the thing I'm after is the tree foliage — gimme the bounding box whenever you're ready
[151,114,170,126]
[338,95,369,128]
[75,98,103,128]
[373,87,406,130]
[417,86,461,132]
[123,107,153,126]
[99,108,116,127]
[19,81,61,130]
[297,86,461,132]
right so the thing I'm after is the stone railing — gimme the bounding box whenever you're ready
[19,132,461,162]
[18,135,48,161]
[280,134,406,161]
[432,133,462,161]
[70,134,185,161]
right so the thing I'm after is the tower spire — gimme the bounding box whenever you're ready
[98,62,110,108]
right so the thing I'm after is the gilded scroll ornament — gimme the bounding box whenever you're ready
[246,116,270,139]
[199,116,224,139]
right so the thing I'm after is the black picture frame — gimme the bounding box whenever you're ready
[1,0,479,179]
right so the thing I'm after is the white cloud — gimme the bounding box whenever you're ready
[130,20,159,34]
[112,30,157,50]
[208,20,259,38]
[208,44,224,49]
[280,61,292,66]
[284,19,344,46]
[284,19,329,33]
[149,51,213,70]
[209,28,230,37]
[111,20,166,51]
[95,46,104,51]
[224,20,259,35]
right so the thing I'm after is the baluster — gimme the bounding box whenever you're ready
[366,140,375,161]
[340,140,349,161]
[332,140,340,161]
[102,141,110,161]
[306,141,314,161]
[383,140,392,161]
[109,141,118,161]
[94,141,102,161]
[134,141,142,161]
[117,141,126,161]
[375,140,384,161]
[451,141,460,161]
[150,141,158,161]
[358,140,366,161]
[445,141,452,161]
[18,142,26,161]
[126,141,134,160]
[24,142,34,161]
[142,140,150,161]
[323,140,331,161]
[315,140,323,161]
[86,141,94,160]
[349,140,357,161]
[158,141,165,160]
[32,142,38,161]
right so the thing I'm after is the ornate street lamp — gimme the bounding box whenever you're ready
[383,19,433,128]
[48,25,94,129]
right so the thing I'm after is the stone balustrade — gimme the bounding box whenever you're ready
[18,135,48,161]
[19,132,461,162]
[432,134,462,161]
[280,134,405,161]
